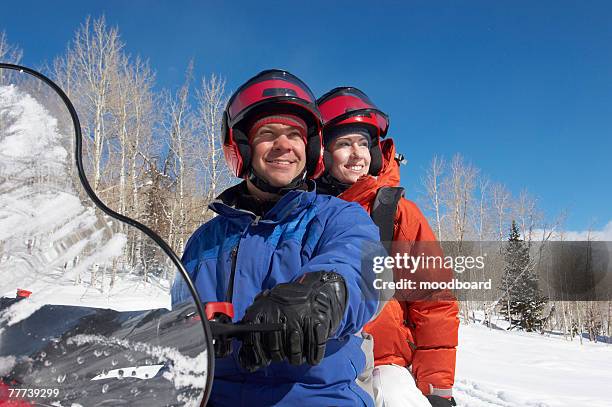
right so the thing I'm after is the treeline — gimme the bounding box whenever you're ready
[420,154,562,243]
[419,155,610,343]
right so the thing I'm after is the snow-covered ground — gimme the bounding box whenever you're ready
[455,321,612,407]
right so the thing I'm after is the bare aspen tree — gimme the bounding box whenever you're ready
[606,301,612,344]
[53,17,162,281]
[109,54,131,217]
[0,31,23,64]
[580,226,600,343]
[475,176,493,324]
[441,154,478,322]
[444,154,478,242]
[423,155,446,240]
[513,189,540,242]
[195,74,231,204]
[106,55,155,218]
[477,176,491,241]
[103,53,158,264]
[52,49,77,102]
[553,223,577,340]
[127,58,156,222]
[538,210,567,334]
[53,16,123,192]
[539,210,567,244]
[162,62,195,252]
[0,31,23,84]
[491,183,511,241]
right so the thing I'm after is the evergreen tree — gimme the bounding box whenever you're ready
[499,221,548,331]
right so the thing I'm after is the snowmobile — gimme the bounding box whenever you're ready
[0,63,280,406]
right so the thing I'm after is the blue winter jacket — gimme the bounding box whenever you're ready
[172,181,381,406]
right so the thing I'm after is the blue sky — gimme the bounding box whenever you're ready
[1,1,611,231]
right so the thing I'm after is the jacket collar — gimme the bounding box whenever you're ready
[209,180,317,224]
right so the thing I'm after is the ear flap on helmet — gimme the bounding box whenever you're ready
[306,125,324,178]
[233,128,252,178]
[323,149,333,175]
[222,110,251,177]
[368,140,383,176]
[221,109,230,145]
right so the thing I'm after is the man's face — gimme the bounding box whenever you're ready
[250,123,307,187]
[328,134,371,184]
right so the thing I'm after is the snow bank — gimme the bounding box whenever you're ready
[456,323,612,407]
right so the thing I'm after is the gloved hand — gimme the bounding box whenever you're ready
[238,271,347,372]
[426,395,456,407]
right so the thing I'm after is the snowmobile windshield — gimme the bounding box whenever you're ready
[0,65,213,406]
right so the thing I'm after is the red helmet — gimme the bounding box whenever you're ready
[221,69,324,179]
[317,87,389,176]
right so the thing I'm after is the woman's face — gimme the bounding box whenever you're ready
[328,134,371,184]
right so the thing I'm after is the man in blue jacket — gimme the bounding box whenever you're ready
[172,70,381,406]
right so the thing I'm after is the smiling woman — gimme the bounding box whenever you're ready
[327,132,372,184]
[316,86,459,407]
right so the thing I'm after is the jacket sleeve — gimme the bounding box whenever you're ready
[396,199,459,396]
[298,200,384,338]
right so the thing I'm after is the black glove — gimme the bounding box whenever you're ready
[238,271,347,372]
[426,395,456,407]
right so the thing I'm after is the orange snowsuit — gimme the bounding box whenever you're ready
[338,138,459,396]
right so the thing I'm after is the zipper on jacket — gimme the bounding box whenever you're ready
[226,245,239,302]
[224,216,257,303]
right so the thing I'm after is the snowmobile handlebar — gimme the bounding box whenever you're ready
[208,320,284,339]
[199,301,283,357]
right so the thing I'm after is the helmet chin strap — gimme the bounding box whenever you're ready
[248,168,307,195]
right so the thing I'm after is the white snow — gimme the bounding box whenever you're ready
[0,83,172,323]
[455,321,612,407]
